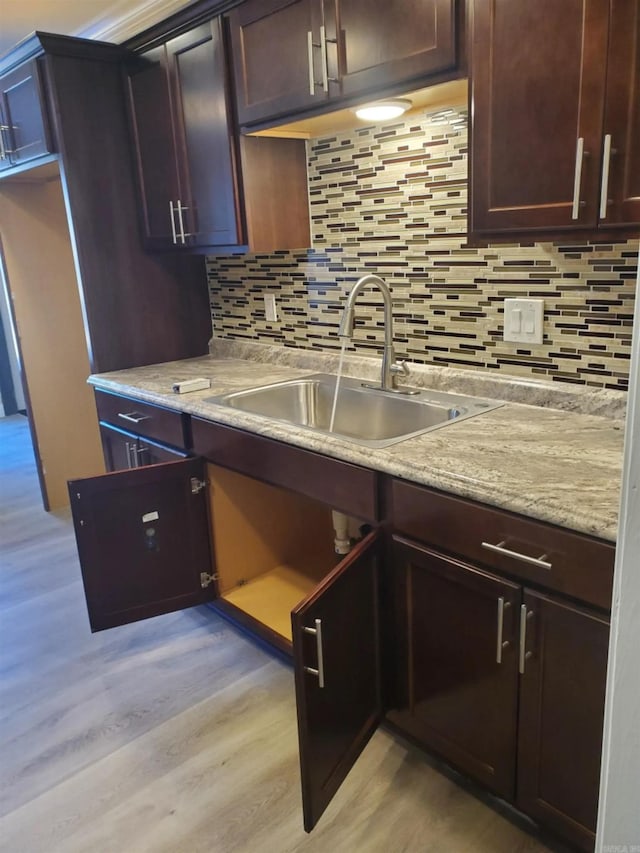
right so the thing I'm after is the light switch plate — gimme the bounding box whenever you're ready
[503,298,544,344]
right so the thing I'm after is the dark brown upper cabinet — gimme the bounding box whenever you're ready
[127,18,310,253]
[0,58,53,173]
[229,0,459,128]
[128,20,242,251]
[470,0,640,242]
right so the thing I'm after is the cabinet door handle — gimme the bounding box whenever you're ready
[496,596,511,664]
[481,540,552,570]
[519,604,534,674]
[302,618,325,688]
[169,200,178,244]
[0,125,7,160]
[599,133,612,219]
[320,26,330,92]
[307,31,316,95]
[125,441,135,469]
[571,136,585,219]
[117,411,149,425]
[136,445,149,466]
[176,200,192,244]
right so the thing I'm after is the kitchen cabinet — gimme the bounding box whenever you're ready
[389,479,613,852]
[0,58,53,173]
[229,0,459,128]
[470,0,640,241]
[69,399,381,830]
[95,390,190,471]
[127,17,310,253]
[69,389,614,844]
[517,591,609,852]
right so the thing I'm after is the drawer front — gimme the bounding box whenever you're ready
[95,390,187,449]
[391,479,615,610]
[191,417,378,522]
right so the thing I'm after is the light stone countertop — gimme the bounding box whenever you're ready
[88,342,626,543]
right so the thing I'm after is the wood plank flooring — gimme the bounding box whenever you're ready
[0,415,561,853]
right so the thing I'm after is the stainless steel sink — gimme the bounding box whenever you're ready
[207,374,503,448]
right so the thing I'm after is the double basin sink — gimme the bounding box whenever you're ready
[208,373,502,448]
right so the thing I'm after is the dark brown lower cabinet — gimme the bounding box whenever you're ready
[68,446,382,832]
[99,422,188,472]
[387,538,521,799]
[388,536,609,852]
[517,590,609,851]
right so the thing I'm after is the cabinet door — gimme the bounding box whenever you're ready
[0,59,51,169]
[470,0,610,236]
[333,0,456,98]
[127,47,181,249]
[387,537,521,799]
[517,590,609,852]
[601,0,640,229]
[168,21,242,248]
[229,0,325,126]
[292,529,381,831]
[68,457,215,631]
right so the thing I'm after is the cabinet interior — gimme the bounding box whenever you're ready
[207,464,340,641]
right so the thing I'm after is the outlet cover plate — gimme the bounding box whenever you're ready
[503,298,544,344]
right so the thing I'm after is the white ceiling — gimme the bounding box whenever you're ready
[0,0,193,61]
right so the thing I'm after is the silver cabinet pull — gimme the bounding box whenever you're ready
[307,31,316,95]
[169,200,178,244]
[136,445,148,466]
[117,411,150,425]
[176,200,191,244]
[302,618,325,688]
[571,136,585,219]
[481,540,552,570]
[496,597,511,664]
[320,25,329,92]
[125,440,135,469]
[599,133,612,219]
[0,126,7,161]
[519,604,534,674]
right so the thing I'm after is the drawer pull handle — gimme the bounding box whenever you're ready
[481,540,552,570]
[599,133,612,219]
[302,618,325,688]
[496,597,511,664]
[118,412,150,425]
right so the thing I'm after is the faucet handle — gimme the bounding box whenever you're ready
[390,360,410,377]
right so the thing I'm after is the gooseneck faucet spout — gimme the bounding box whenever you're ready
[338,274,412,393]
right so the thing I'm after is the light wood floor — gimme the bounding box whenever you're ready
[0,415,560,853]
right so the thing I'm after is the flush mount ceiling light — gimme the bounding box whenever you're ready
[353,98,412,122]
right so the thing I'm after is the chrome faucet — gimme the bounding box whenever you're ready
[338,274,414,393]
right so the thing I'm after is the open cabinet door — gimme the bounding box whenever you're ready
[68,458,215,632]
[292,530,382,831]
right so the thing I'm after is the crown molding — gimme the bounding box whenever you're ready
[76,0,195,45]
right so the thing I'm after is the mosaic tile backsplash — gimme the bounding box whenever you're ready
[206,106,638,391]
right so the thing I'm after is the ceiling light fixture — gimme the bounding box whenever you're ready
[353,98,412,122]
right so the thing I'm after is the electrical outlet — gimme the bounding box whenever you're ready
[264,293,278,323]
[503,298,544,344]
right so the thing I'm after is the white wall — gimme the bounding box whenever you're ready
[596,248,640,850]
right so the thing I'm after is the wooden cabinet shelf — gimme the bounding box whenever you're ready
[470,0,640,241]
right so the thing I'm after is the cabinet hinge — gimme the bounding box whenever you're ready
[200,572,218,588]
[191,477,207,494]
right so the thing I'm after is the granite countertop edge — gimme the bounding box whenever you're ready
[88,345,624,543]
